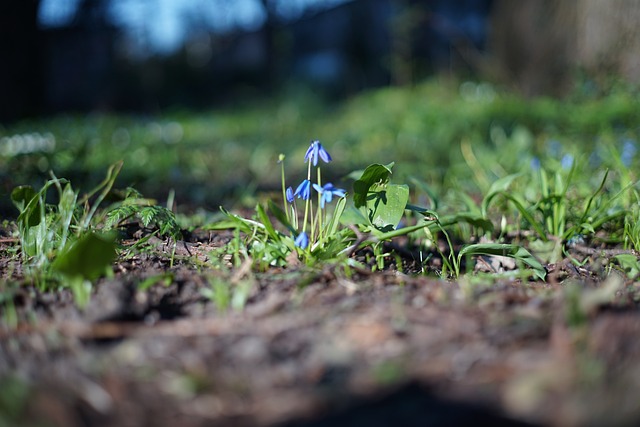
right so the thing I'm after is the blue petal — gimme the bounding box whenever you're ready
[304,140,319,166]
[304,145,314,161]
[294,231,309,249]
[286,187,294,203]
[318,144,332,163]
[294,180,311,200]
[325,192,333,204]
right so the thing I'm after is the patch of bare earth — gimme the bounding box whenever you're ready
[2,230,640,427]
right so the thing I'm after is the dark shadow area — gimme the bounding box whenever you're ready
[278,381,540,427]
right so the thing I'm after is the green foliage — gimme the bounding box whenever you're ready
[10,163,122,303]
[353,163,409,232]
[5,79,640,287]
[104,189,181,240]
[4,80,639,216]
[478,156,636,263]
[623,192,640,252]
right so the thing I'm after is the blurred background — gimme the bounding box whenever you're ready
[3,0,640,122]
[1,0,640,217]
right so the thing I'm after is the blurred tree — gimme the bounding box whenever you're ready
[577,0,640,87]
[257,0,279,87]
[489,0,576,97]
[0,0,43,122]
[488,0,640,96]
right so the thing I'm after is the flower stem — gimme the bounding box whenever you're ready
[280,155,289,223]
[316,166,323,241]
[302,161,311,233]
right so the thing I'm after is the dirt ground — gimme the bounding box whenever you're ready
[2,228,640,427]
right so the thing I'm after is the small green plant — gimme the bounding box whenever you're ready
[212,139,546,280]
[482,155,632,263]
[212,140,352,267]
[11,162,122,305]
[623,190,640,252]
[104,187,182,240]
[10,161,182,306]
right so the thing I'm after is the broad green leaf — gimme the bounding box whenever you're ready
[353,163,394,208]
[614,254,640,278]
[363,183,409,232]
[11,185,37,213]
[458,243,546,280]
[51,232,117,281]
[339,206,368,226]
[12,186,41,228]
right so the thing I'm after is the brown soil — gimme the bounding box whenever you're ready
[2,228,640,427]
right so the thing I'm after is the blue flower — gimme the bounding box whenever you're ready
[294,231,309,249]
[294,179,311,200]
[622,138,637,167]
[530,157,541,171]
[286,186,294,203]
[304,140,332,166]
[312,183,346,209]
[561,154,574,170]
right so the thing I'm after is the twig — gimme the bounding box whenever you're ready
[569,244,637,257]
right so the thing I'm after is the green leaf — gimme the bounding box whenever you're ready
[268,199,296,234]
[68,277,92,309]
[485,190,548,241]
[481,173,521,216]
[458,243,546,280]
[369,219,435,242]
[339,206,368,226]
[353,163,394,208]
[256,204,280,241]
[614,254,640,278]
[326,196,347,236]
[363,183,409,232]
[11,186,41,227]
[139,206,156,227]
[11,186,37,213]
[207,208,265,233]
[437,213,494,234]
[51,232,117,281]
